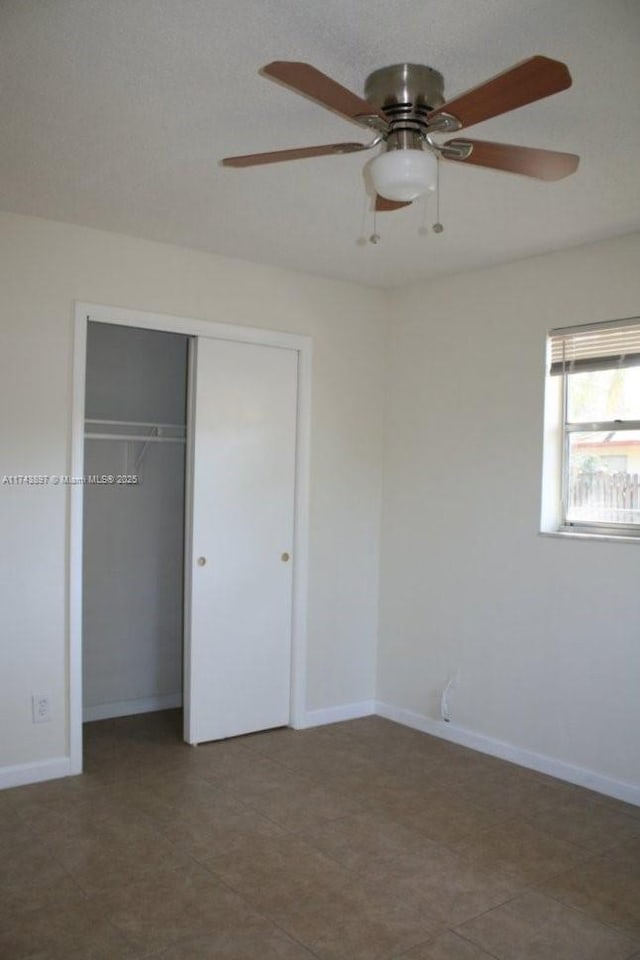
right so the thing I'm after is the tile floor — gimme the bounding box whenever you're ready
[1,710,639,959]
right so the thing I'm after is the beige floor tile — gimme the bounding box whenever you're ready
[363,844,522,927]
[443,765,570,819]
[144,930,317,959]
[0,835,86,923]
[87,768,217,815]
[81,746,193,786]
[612,836,640,866]
[450,818,589,883]
[400,930,500,959]
[298,809,440,871]
[19,783,161,838]
[393,787,509,845]
[178,737,273,778]
[331,717,451,762]
[0,810,38,851]
[0,900,139,959]
[329,715,410,741]
[242,723,356,758]
[592,793,640,822]
[107,770,264,827]
[80,712,196,785]
[3,772,86,812]
[350,780,435,818]
[245,731,385,787]
[317,756,431,806]
[225,763,365,831]
[455,889,638,959]
[423,749,517,789]
[188,747,297,788]
[0,788,18,815]
[85,708,182,743]
[204,833,352,911]
[42,813,191,894]
[160,798,287,860]
[336,726,453,770]
[5,711,637,960]
[525,794,640,853]
[355,754,450,801]
[84,765,294,858]
[238,728,353,770]
[267,882,440,960]
[538,838,640,939]
[101,862,278,954]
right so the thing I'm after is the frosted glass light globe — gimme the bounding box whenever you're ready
[370,148,437,202]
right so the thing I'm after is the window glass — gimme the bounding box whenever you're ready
[567,430,640,526]
[566,366,640,423]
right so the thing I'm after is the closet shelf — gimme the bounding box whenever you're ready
[84,419,186,443]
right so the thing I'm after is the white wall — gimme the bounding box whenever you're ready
[83,324,187,719]
[2,206,638,801]
[0,211,385,775]
[378,232,640,796]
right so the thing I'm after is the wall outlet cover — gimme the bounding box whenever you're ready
[32,694,51,723]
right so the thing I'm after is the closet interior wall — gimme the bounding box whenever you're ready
[82,323,188,721]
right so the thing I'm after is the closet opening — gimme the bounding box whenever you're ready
[70,301,311,775]
[82,322,190,758]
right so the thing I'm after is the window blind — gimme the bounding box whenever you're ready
[549,317,640,375]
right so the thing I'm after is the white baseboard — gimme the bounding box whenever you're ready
[83,692,182,723]
[7,698,637,808]
[298,699,375,729]
[375,701,640,808]
[0,756,72,791]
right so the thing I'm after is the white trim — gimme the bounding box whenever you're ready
[298,700,376,729]
[182,338,197,745]
[68,313,87,775]
[289,344,312,728]
[74,301,311,349]
[375,701,640,808]
[539,530,640,545]
[70,302,312,776]
[0,757,72,791]
[82,693,182,723]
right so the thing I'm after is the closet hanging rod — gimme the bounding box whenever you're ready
[85,418,185,430]
[84,433,185,443]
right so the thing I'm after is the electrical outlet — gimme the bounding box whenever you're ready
[31,694,51,723]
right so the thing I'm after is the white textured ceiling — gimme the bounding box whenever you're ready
[1,0,639,287]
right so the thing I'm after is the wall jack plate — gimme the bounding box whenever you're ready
[32,693,51,723]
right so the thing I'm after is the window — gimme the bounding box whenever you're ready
[547,317,640,537]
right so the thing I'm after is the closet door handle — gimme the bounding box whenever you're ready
[197,556,207,567]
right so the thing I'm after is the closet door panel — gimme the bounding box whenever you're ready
[186,337,298,743]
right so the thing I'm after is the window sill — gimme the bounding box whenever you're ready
[538,529,640,544]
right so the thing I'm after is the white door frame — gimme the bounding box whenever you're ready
[69,301,312,775]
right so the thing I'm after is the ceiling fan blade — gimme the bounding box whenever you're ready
[262,61,386,125]
[375,195,413,211]
[443,139,579,180]
[429,56,572,130]
[222,142,370,167]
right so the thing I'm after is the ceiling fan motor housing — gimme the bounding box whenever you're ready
[364,63,446,153]
[365,64,445,120]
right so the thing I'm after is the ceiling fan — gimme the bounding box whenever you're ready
[222,57,579,211]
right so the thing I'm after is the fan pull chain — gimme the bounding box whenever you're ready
[369,207,381,244]
[432,158,444,234]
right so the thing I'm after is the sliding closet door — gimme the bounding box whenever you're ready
[185,337,298,743]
